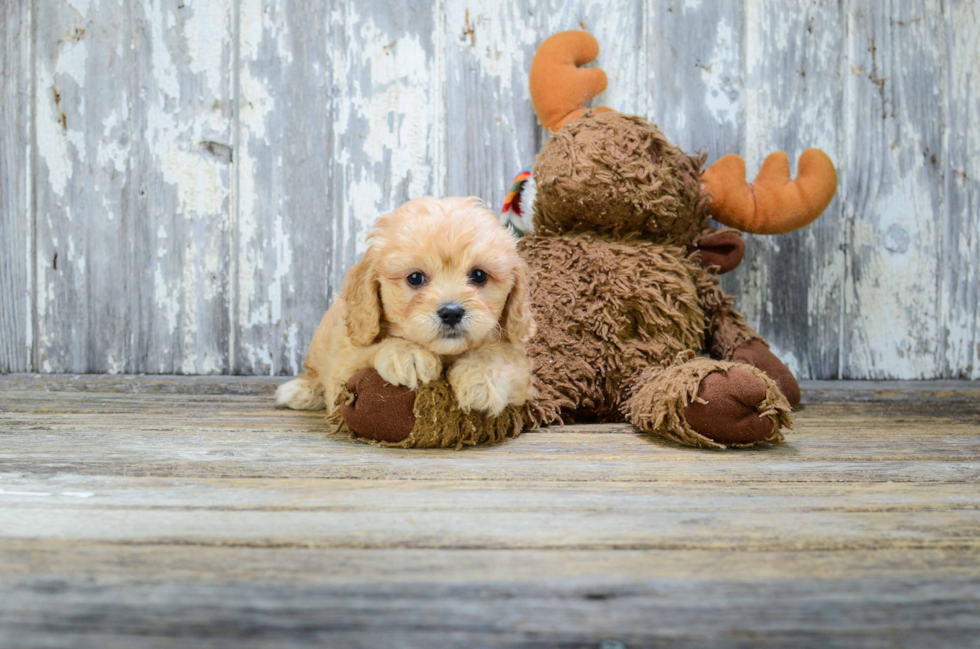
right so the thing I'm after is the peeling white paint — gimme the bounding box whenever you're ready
[97,108,128,173]
[179,235,200,375]
[64,0,93,19]
[268,213,293,325]
[148,2,181,101]
[184,0,231,94]
[701,18,740,128]
[158,146,227,216]
[20,0,977,381]
[36,65,72,197]
[348,26,434,208]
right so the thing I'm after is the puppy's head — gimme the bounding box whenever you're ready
[343,197,534,355]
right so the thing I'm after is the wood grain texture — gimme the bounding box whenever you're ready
[234,0,337,375]
[33,0,233,374]
[232,0,445,376]
[1,375,979,647]
[133,0,235,374]
[734,0,846,380]
[333,0,443,269]
[648,0,743,159]
[4,373,980,403]
[0,0,32,373]
[942,0,980,379]
[444,0,646,206]
[34,0,133,373]
[843,0,945,378]
[4,0,980,379]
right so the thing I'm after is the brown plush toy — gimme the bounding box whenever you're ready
[340,31,838,449]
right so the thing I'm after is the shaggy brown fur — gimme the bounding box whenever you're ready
[534,112,706,244]
[339,109,798,449]
[520,111,791,448]
[330,376,528,450]
[625,352,790,449]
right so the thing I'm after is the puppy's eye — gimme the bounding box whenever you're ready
[406,272,426,287]
[469,269,488,286]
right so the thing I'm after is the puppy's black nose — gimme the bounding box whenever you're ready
[437,304,466,327]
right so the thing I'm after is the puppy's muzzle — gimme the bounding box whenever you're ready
[437,303,466,328]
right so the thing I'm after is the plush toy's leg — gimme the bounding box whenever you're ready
[706,311,800,407]
[333,368,529,449]
[696,268,802,407]
[625,354,792,449]
[730,339,801,407]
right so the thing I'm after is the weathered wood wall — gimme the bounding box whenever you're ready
[1,0,978,378]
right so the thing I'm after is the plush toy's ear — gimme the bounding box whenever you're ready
[342,249,383,346]
[702,149,837,235]
[695,230,745,274]
[501,259,535,344]
[530,31,614,132]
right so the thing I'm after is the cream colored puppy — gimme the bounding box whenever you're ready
[276,197,536,417]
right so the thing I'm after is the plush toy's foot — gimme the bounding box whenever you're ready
[331,368,529,449]
[341,368,417,443]
[626,354,792,449]
[731,339,801,407]
[684,366,778,444]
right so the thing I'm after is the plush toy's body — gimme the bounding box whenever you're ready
[513,109,798,447]
[338,31,837,449]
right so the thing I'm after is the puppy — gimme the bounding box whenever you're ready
[276,197,536,417]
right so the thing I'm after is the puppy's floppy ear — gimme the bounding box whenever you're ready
[342,248,383,346]
[501,258,536,343]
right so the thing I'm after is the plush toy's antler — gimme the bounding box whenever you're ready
[530,31,613,132]
[702,149,838,235]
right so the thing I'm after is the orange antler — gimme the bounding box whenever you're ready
[701,149,838,235]
[530,31,612,133]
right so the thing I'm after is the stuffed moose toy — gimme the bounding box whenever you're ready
[334,31,838,449]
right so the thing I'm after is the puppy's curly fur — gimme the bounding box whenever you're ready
[277,197,536,417]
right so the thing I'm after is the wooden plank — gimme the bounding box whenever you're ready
[2,374,979,402]
[131,0,234,374]
[0,0,32,373]
[799,379,980,403]
[34,0,132,373]
[2,378,979,647]
[2,387,979,482]
[648,0,743,159]
[34,0,233,374]
[331,0,443,289]
[233,0,443,376]
[443,0,646,205]
[233,0,337,375]
[842,0,945,378]
[0,373,283,394]
[736,0,846,380]
[942,1,980,379]
[443,1,541,204]
[2,545,977,648]
[4,540,978,583]
[1,475,978,549]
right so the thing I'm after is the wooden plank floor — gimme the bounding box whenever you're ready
[1,376,979,648]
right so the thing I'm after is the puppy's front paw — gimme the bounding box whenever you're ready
[448,360,514,417]
[374,340,443,389]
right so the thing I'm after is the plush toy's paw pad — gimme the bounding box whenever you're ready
[375,344,443,389]
[732,339,801,407]
[447,363,511,417]
[342,369,417,443]
[685,367,775,445]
